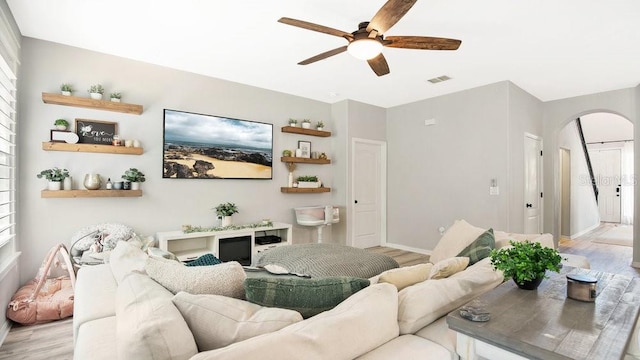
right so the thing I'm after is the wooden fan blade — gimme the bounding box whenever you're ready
[367,53,390,76]
[367,0,417,34]
[384,36,462,50]
[298,46,348,65]
[279,17,353,40]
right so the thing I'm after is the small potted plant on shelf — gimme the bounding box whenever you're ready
[316,121,325,131]
[60,83,73,96]
[121,168,146,190]
[490,240,563,290]
[296,175,320,188]
[214,202,239,227]
[288,118,298,127]
[110,92,122,103]
[301,119,311,129]
[37,167,69,191]
[88,84,105,100]
[54,119,69,130]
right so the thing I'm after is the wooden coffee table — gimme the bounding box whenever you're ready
[446,267,640,360]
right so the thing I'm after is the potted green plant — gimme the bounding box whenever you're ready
[88,84,104,100]
[110,92,122,103]
[288,118,298,127]
[296,175,320,188]
[54,119,69,130]
[121,168,145,190]
[301,119,311,129]
[37,167,69,191]
[490,240,563,290]
[316,120,325,131]
[214,202,239,227]
[60,83,73,96]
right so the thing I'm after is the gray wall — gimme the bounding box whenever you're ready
[17,38,338,284]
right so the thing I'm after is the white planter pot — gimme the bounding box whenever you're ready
[111,98,121,103]
[130,182,140,190]
[302,122,311,129]
[221,216,232,227]
[289,123,297,127]
[55,125,67,130]
[298,181,320,188]
[61,91,72,96]
[48,181,62,191]
[89,93,103,100]
[317,127,324,131]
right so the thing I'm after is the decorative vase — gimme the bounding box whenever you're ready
[89,93,103,100]
[221,216,232,227]
[83,173,101,190]
[288,172,294,187]
[130,182,140,190]
[123,181,131,190]
[63,176,72,190]
[61,91,71,96]
[48,181,62,191]
[514,276,543,290]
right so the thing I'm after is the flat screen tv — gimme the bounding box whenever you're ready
[163,109,273,179]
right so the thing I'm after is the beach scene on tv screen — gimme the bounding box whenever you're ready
[163,109,273,179]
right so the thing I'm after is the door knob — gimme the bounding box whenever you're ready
[354,200,358,204]
[526,203,532,208]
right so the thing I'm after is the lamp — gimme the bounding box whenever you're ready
[347,39,383,60]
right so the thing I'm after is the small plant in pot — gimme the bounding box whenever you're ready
[214,202,239,227]
[316,120,325,131]
[490,240,563,290]
[54,118,69,130]
[110,92,122,103]
[88,84,104,100]
[296,175,319,188]
[121,168,145,190]
[37,167,69,191]
[301,119,311,129]
[288,118,298,127]
[60,83,73,96]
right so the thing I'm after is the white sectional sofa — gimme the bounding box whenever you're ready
[72,221,591,360]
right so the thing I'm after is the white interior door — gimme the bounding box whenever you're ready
[524,134,543,234]
[590,149,622,223]
[352,139,386,249]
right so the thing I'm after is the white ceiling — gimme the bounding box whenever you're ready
[7,0,640,108]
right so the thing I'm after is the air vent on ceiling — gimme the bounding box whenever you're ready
[427,75,452,84]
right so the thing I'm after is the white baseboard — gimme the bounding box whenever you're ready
[631,262,640,269]
[570,223,600,239]
[382,242,431,256]
[0,319,10,348]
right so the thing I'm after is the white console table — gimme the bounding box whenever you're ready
[156,222,292,265]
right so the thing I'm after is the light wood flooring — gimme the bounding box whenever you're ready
[0,224,636,359]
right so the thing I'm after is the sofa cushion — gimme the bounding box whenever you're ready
[414,316,458,360]
[244,276,370,318]
[429,257,469,280]
[456,228,495,265]
[190,283,399,360]
[116,272,198,360]
[430,220,486,264]
[355,335,451,360]
[73,264,117,343]
[109,240,148,284]
[74,316,117,360]
[172,291,303,351]
[145,257,246,298]
[398,257,503,334]
[378,263,432,291]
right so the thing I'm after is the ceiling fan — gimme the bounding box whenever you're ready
[278,0,461,76]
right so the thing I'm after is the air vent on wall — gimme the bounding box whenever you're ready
[427,75,452,84]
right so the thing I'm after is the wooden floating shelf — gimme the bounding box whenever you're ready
[42,142,143,155]
[280,187,331,193]
[280,156,330,164]
[41,190,143,198]
[42,92,143,115]
[281,126,331,137]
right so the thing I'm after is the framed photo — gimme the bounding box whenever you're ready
[50,130,73,143]
[298,140,311,159]
[75,119,118,145]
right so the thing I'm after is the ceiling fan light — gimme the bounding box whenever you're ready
[347,39,383,60]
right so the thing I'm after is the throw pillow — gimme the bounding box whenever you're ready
[244,276,370,318]
[429,257,470,280]
[172,291,303,351]
[184,253,222,267]
[109,240,148,284]
[378,263,432,291]
[429,220,487,264]
[456,228,495,265]
[145,257,246,298]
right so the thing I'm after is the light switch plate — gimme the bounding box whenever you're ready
[490,186,499,195]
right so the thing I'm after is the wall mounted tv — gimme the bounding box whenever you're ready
[163,109,273,179]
